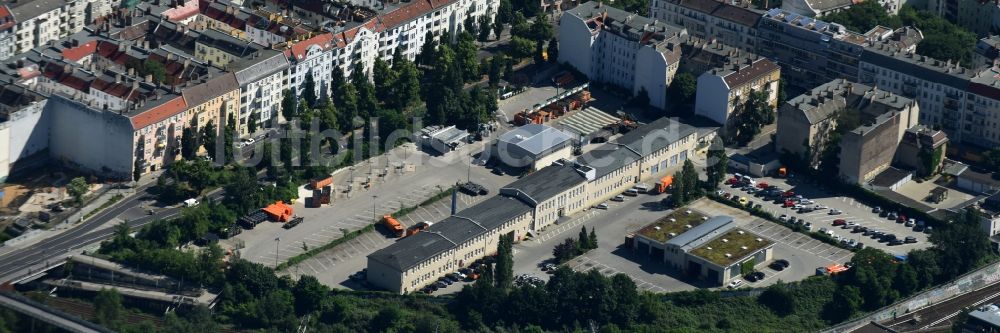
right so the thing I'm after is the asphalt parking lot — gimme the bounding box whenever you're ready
[284,189,489,290]
[721,173,932,256]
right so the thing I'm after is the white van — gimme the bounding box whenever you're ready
[634,184,650,193]
[184,198,200,207]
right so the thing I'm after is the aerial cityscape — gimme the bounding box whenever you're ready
[0,0,999,332]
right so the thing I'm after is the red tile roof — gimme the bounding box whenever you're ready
[288,33,334,60]
[163,0,200,21]
[378,0,450,30]
[130,95,188,130]
[0,6,15,31]
[61,41,98,62]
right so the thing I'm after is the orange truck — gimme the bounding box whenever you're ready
[310,176,333,189]
[405,221,432,237]
[655,175,673,194]
[382,215,405,237]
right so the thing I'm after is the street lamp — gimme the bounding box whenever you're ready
[274,237,280,268]
[467,152,473,183]
[373,195,379,223]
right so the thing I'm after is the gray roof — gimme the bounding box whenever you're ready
[869,167,911,187]
[197,29,261,58]
[859,46,972,90]
[8,0,64,21]
[500,160,589,206]
[182,73,238,107]
[666,216,735,252]
[805,0,853,11]
[367,196,532,271]
[577,117,698,177]
[497,124,573,157]
[232,49,288,85]
[970,304,1000,328]
[431,126,469,144]
[788,79,914,125]
[567,1,686,47]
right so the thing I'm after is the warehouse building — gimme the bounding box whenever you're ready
[500,159,594,231]
[631,215,773,285]
[578,116,699,204]
[367,196,533,294]
[493,124,575,170]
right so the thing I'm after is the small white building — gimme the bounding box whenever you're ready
[559,2,687,110]
[493,124,574,170]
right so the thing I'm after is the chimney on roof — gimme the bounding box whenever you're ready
[143,40,149,49]
[115,73,122,83]
[128,67,135,76]
[145,74,153,83]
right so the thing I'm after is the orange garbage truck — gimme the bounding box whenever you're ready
[655,175,673,194]
[262,201,294,222]
[382,215,405,237]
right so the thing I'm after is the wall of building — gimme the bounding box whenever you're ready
[48,96,134,179]
[557,13,595,83]
[0,101,50,181]
[635,46,674,110]
[839,116,903,184]
[530,145,573,171]
[695,73,731,126]
[533,182,589,230]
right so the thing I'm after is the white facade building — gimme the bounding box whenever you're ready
[0,0,119,61]
[233,49,288,134]
[560,1,687,110]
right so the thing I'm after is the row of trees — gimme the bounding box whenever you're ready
[553,226,598,263]
[669,159,703,207]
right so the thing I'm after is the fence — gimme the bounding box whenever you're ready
[822,260,1000,332]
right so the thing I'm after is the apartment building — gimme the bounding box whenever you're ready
[244,11,313,47]
[650,0,761,52]
[973,35,1000,69]
[195,28,262,68]
[180,72,240,151]
[857,42,1000,148]
[776,79,921,184]
[0,0,120,61]
[0,86,48,182]
[191,0,251,39]
[280,33,336,107]
[232,49,287,134]
[695,56,780,135]
[560,1,687,110]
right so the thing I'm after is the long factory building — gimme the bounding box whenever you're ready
[366,117,700,294]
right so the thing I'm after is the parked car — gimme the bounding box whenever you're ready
[905,236,918,243]
[596,203,609,209]
[727,279,743,289]
[905,219,915,227]
[872,206,882,213]
[889,239,904,246]
[779,214,788,222]
[804,222,813,231]
[611,195,625,202]
[769,259,790,271]
[829,209,842,215]
[624,188,640,196]
[925,226,933,234]
[832,219,847,226]
[852,226,865,233]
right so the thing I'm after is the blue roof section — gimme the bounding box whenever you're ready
[666,216,735,252]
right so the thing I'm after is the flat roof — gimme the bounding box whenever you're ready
[869,167,911,187]
[689,229,772,267]
[496,124,574,158]
[576,117,698,177]
[970,304,1000,328]
[636,210,709,243]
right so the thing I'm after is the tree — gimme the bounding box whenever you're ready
[67,176,88,205]
[759,282,796,316]
[826,285,862,322]
[730,90,774,144]
[373,58,397,103]
[498,0,513,24]
[93,288,124,329]
[670,170,686,206]
[588,228,598,250]
[478,16,493,42]
[820,0,900,32]
[578,226,590,251]
[667,72,697,110]
[391,57,422,109]
[682,159,700,199]
[705,137,728,190]
[181,122,199,160]
[302,70,318,108]
[464,16,479,38]
[493,20,505,43]
[508,36,535,60]
[224,114,236,162]
[984,147,1000,173]
[546,37,559,63]
[893,263,919,296]
[293,275,329,315]
[280,89,297,121]
[247,112,259,134]
[351,62,378,119]
[495,233,514,289]
[418,31,438,66]
[530,14,554,42]
[488,55,504,87]
[511,12,529,37]
[553,238,578,263]
[200,120,217,159]
[255,289,297,331]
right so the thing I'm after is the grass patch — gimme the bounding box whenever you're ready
[82,193,124,221]
[637,209,708,243]
[689,229,772,266]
